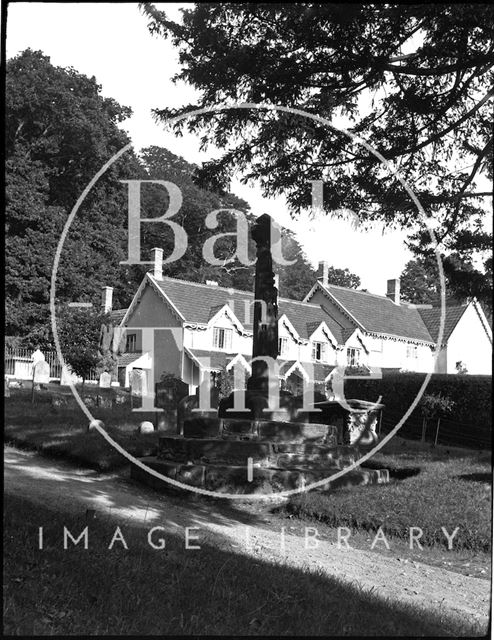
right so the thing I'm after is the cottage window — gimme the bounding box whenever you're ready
[312,341,327,362]
[213,327,232,350]
[406,345,418,359]
[126,333,137,352]
[278,337,288,357]
[347,347,361,367]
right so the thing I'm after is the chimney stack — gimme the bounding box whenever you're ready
[386,278,400,305]
[152,247,163,281]
[102,286,113,313]
[318,261,329,287]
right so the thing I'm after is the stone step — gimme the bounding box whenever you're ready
[130,455,389,495]
[183,417,338,444]
[274,452,358,469]
[158,435,360,468]
[159,436,272,466]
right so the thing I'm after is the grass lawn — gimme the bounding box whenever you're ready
[3,494,484,636]
[4,387,160,471]
[279,437,492,553]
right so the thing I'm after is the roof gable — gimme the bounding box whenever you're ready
[418,304,469,344]
[308,281,433,343]
[151,275,347,341]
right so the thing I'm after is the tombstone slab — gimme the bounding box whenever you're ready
[130,369,148,397]
[99,372,112,388]
[33,360,50,385]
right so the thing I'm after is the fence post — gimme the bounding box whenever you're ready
[434,417,441,447]
[31,366,35,404]
[421,417,427,443]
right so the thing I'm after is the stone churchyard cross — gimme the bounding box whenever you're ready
[247,213,279,396]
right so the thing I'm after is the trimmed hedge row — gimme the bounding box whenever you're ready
[344,372,492,432]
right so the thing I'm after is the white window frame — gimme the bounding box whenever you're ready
[213,327,233,350]
[278,336,288,357]
[347,347,361,367]
[126,333,137,353]
[406,344,418,359]
[312,341,327,363]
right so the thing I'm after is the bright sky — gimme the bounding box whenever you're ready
[5,1,436,294]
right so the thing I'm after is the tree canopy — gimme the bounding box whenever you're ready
[400,254,492,322]
[57,306,113,385]
[141,2,493,300]
[6,49,139,345]
[6,50,360,345]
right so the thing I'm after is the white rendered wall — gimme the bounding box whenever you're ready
[445,304,492,374]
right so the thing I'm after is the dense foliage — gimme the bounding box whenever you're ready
[57,307,113,385]
[6,50,360,346]
[399,255,492,321]
[142,2,493,302]
[6,49,139,344]
[344,372,492,440]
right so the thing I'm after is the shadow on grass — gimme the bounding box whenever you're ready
[4,489,484,636]
[4,393,161,471]
[457,472,492,484]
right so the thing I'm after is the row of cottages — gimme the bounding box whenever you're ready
[106,251,492,393]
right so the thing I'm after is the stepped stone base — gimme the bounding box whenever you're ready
[130,456,390,495]
[130,404,388,496]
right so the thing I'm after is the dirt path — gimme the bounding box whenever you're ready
[4,446,490,629]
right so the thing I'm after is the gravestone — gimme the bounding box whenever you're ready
[130,369,147,397]
[31,348,45,366]
[33,360,50,387]
[156,376,189,431]
[99,372,112,388]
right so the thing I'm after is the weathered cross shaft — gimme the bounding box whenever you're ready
[247,213,279,394]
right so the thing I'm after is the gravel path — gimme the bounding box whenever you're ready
[4,446,490,629]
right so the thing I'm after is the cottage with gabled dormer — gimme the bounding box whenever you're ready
[107,252,491,392]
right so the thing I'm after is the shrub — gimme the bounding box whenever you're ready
[419,393,455,419]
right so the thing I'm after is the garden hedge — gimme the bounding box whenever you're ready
[343,372,492,447]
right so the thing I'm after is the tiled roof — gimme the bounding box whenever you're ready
[418,305,468,344]
[122,274,472,347]
[208,304,227,321]
[117,352,142,367]
[278,360,298,376]
[152,276,254,327]
[279,299,345,341]
[309,362,335,382]
[318,283,433,343]
[186,349,238,370]
[151,275,345,341]
[278,360,334,382]
[110,309,127,323]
